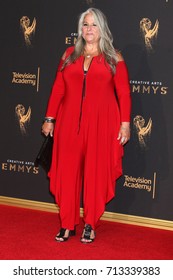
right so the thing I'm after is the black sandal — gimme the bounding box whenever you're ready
[80,224,95,243]
[55,228,76,242]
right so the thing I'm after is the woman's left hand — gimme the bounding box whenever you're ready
[117,122,130,145]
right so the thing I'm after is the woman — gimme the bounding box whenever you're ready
[42,8,131,243]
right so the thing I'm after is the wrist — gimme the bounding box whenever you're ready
[44,117,56,123]
[121,122,130,130]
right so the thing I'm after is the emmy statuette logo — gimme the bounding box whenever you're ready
[20,16,36,46]
[140,18,159,51]
[133,115,152,149]
[15,104,31,135]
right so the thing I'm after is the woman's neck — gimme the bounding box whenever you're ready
[84,43,100,58]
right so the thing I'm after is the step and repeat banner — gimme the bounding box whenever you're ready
[0,0,173,222]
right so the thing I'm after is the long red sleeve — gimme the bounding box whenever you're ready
[45,59,65,119]
[114,61,131,122]
[45,47,74,119]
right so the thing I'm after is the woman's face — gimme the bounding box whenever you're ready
[82,13,100,44]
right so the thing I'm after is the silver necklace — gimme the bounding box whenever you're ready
[84,48,98,58]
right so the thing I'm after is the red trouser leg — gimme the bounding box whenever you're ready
[83,131,108,230]
[57,135,84,230]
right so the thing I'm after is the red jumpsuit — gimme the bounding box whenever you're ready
[46,46,131,230]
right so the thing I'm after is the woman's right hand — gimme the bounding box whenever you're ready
[42,122,54,137]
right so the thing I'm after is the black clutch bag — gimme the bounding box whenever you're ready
[35,134,53,173]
